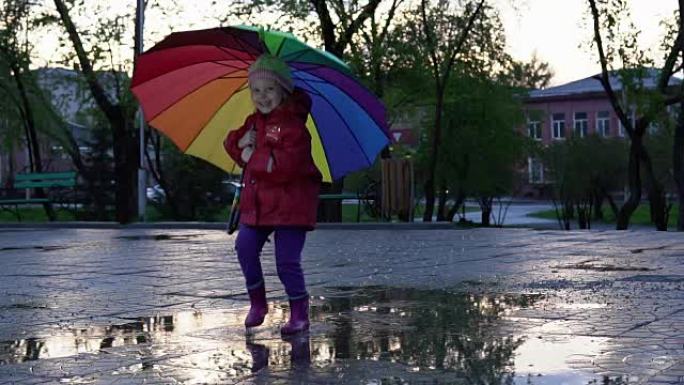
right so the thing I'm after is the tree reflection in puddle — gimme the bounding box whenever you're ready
[314,286,536,380]
[0,287,627,384]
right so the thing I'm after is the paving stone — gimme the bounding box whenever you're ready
[0,227,683,384]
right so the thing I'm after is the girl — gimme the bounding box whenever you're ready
[223,54,321,334]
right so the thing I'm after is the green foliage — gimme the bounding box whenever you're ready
[0,0,57,174]
[78,110,116,220]
[644,114,676,190]
[437,75,527,199]
[397,1,508,80]
[343,163,381,195]
[501,53,554,90]
[544,135,628,198]
[0,61,24,162]
[531,203,679,228]
[153,139,231,221]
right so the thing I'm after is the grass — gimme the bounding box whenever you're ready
[0,202,480,223]
[529,203,680,227]
[0,203,379,223]
[0,206,77,222]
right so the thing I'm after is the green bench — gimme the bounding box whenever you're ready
[0,171,78,220]
[319,192,361,222]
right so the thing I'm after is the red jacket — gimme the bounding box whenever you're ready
[224,89,322,229]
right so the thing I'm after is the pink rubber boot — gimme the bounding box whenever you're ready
[245,286,268,328]
[280,297,309,335]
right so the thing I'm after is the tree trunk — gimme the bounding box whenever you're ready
[639,136,667,230]
[576,200,592,230]
[54,0,138,223]
[602,187,619,218]
[9,60,56,221]
[593,191,604,221]
[446,189,465,222]
[312,0,381,223]
[480,207,491,226]
[479,197,492,226]
[647,185,668,230]
[422,179,435,222]
[616,139,642,230]
[112,122,139,224]
[674,2,684,231]
[436,183,447,221]
[674,100,684,231]
[422,89,444,222]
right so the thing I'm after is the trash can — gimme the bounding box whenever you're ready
[381,159,414,221]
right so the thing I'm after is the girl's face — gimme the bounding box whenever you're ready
[250,78,285,114]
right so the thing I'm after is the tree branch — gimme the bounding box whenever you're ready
[658,4,684,92]
[310,0,338,54]
[588,0,633,139]
[53,0,119,124]
[444,0,486,82]
[420,0,440,81]
[338,0,382,54]
[379,0,402,44]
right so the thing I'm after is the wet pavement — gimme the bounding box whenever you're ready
[0,227,683,384]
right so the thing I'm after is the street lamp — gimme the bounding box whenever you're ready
[137,0,146,221]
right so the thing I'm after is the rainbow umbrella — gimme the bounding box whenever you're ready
[131,25,390,183]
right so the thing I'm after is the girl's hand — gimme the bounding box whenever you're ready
[241,146,254,163]
[238,129,256,149]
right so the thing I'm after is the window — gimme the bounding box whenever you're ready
[596,111,610,137]
[527,119,542,140]
[528,157,544,184]
[552,113,565,139]
[573,112,588,138]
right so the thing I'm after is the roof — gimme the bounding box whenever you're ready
[528,69,682,100]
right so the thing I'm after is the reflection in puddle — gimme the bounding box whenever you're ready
[115,234,201,241]
[0,245,72,253]
[0,287,626,384]
[556,260,653,272]
[513,335,608,384]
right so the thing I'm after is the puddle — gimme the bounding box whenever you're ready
[0,287,626,383]
[0,245,72,253]
[115,234,201,241]
[556,260,653,272]
[513,335,608,384]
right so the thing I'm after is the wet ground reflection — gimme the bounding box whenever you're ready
[0,286,627,384]
[116,234,201,241]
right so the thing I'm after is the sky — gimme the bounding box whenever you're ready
[35,0,679,87]
[496,0,678,85]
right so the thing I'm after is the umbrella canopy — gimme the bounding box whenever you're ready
[131,25,390,182]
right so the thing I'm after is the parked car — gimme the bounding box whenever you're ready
[146,184,165,202]
[146,179,239,205]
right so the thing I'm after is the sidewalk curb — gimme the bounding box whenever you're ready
[0,221,459,231]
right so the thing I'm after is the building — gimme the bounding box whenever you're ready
[520,69,681,198]
[0,67,115,185]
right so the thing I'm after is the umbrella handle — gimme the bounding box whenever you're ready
[226,171,245,234]
[227,123,255,234]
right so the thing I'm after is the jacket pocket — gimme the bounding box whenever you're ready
[258,184,283,219]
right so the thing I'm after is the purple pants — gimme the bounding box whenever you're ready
[235,224,308,300]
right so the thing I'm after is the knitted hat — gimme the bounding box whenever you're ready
[248,54,294,93]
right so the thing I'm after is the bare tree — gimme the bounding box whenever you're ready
[402,0,486,222]
[0,0,56,220]
[52,0,141,223]
[588,0,684,230]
